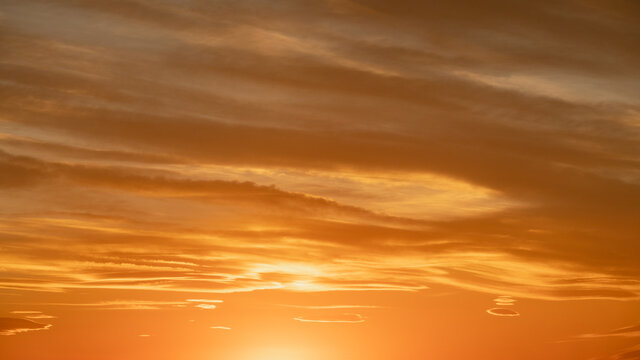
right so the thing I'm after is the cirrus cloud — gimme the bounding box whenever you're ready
[0,317,52,336]
[486,308,520,317]
[293,313,365,323]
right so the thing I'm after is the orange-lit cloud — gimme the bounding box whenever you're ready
[575,324,640,340]
[0,318,52,336]
[294,313,365,323]
[10,301,190,310]
[486,308,520,317]
[493,296,516,306]
[0,1,639,359]
[24,314,56,319]
[9,311,42,314]
[280,304,381,309]
[194,304,217,310]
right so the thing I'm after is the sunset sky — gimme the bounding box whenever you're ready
[1,1,640,359]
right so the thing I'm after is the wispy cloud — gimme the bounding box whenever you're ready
[9,311,56,319]
[9,311,42,314]
[0,2,639,358]
[486,308,520,317]
[0,318,52,336]
[12,300,190,310]
[210,326,231,330]
[280,304,381,309]
[493,296,516,306]
[573,324,640,340]
[293,313,365,323]
[194,304,217,310]
[24,314,56,319]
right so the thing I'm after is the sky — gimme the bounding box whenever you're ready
[0,0,639,359]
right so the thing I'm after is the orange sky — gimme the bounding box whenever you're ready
[1,1,639,359]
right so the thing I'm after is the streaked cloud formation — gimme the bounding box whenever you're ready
[493,296,516,305]
[281,304,380,309]
[210,326,231,330]
[0,0,639,359]
[486,308,520,317]
[294,313,365,324]
[0,318,52,336]
[1,0,638,302]
[576,324,640,340]
[9,311,57,319]
[9,311,42,314]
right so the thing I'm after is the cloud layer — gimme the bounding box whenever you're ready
[0,0,639,346]
[0,318,52,336]
[294,313,365,324]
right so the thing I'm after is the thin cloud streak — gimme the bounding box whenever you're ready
[293,313,365,324]
[486,308,520,317]
[210,326,231,330]
[0,318,52,336]
[280,304,381,309]
[574,324,640,340]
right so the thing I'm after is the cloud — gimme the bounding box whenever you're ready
[493,296,515,302]
[575,324,640,340]
[18,300,190,310]
[280,304,381,309]
[187,298,224,310]
[0,0,639,315]
[293,313,365,323]
[0,4,639,360]
[608,325,640,337]
[486,308,520,317]
[194,304,217,310]
[493,296,516,306]
[24,314,56,319]
[9,311,42,314]
[210,326,231,330]
[8,311,56,319]
[0,318,52,336]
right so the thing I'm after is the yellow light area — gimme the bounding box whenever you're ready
[250,263,324,277]
[286,280,326,292]
[162,164,520,220]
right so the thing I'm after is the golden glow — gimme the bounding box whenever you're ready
[1,1,639,360]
